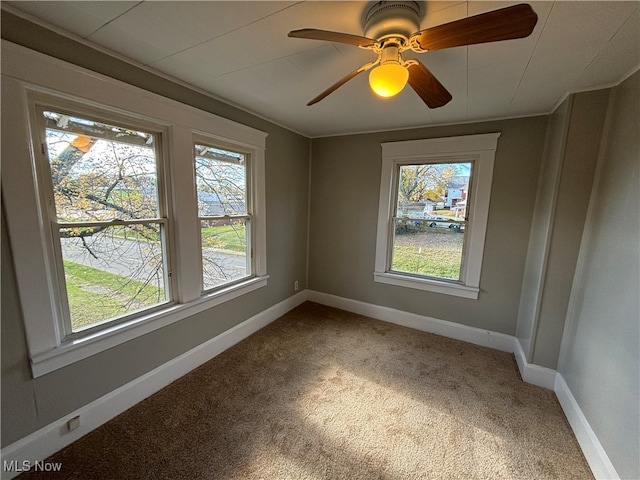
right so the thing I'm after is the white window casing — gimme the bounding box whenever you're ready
[1,41,268,377]
[374,133,500,299]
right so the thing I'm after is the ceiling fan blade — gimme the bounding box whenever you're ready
[288,29,376,48]
[406,61,452,108]
[410,4,538,52]
[307,62,376,106]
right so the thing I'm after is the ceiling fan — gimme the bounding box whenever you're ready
[288,2,537,108]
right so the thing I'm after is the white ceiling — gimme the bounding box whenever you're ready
[5,1,639,137]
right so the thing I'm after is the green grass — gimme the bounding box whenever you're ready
[64,261,164,331]
[65,281,126,329]
[392,246,461,279]
[201,223,246,252]
[391,230,463,280]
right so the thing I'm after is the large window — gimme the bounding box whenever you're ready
[38,108,171,335]
[374,134,500,299]
[194,143,252,290]
[2,41,267,376]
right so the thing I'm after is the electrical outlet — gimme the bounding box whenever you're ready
[67,415,80,432]
[294,280,299,291]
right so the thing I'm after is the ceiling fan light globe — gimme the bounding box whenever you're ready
[369,63,409,98]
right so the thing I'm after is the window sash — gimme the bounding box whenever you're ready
[392,215,467,225]
[56,219,167,228]
[58,223,172,340]
[199,216,253,291]
[193,141,254,293]
[387,160,473,283]
[35,103,174,340]
[388,220,468,283]
[198,214,251,220]
[53,221,173,339]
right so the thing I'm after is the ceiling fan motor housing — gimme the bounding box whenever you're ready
[364,1,421,41]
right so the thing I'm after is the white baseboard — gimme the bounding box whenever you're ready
[555,374,620,480]
[513,338,558,390]
[307,290,516,353]
[0,291,308,480]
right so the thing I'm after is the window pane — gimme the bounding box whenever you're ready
[194,143,251,291]
[44,111,159,222]
[201,218,249,290]
[396,162,471,216]
[59,223,167,332]
[392,161,471,281]
[391,219,465,280]
[194,144,247,216]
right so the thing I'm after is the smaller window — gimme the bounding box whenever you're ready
[194,143,252,291]
[374,133,500,299]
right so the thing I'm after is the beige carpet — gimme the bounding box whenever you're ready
[20,302,593,479]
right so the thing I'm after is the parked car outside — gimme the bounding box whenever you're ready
[425,215,453,227]
[425,215,465,232]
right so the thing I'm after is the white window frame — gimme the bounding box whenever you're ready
[374,133,500,299]
[1,41,267,377]
[31,100,176,339]
[193,136,258,292]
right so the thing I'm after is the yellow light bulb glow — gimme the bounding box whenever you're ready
[369,62,409,98]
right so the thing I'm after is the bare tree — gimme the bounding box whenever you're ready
[398,164,456,205]
[45,113,166,330]
[194,146,248,288]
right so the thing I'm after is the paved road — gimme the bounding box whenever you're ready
[61,235,247,287]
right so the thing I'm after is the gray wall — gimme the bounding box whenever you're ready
[558,71,640,480]
[516,97,572,359]
[531,90,610,368]
[3,9,638,477]
[1,14,310,446]
[309,117,548,335]
[517,90,610,369]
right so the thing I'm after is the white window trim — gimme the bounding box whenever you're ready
[1,41,268,377]
[374,133,500,299]
[31,100,176,340]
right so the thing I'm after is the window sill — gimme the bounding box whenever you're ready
[30,276,268,377]
[373,272,479,299]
